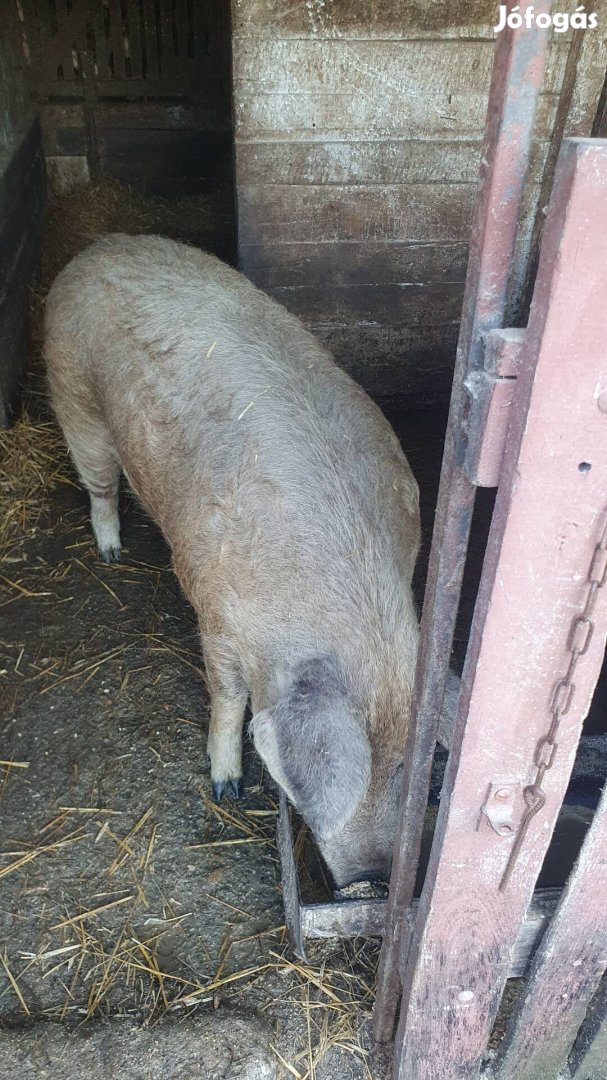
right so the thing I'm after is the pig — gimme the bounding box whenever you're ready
[44,233,426,887]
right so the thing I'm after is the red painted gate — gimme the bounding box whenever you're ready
[372,6,607,1079]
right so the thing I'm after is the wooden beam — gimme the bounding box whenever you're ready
[393,136,607,1080]
[300,889,560,981]
[495,781,607,1080]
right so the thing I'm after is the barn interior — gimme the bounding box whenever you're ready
[1,3,607,1077]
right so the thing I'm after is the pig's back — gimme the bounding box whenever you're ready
[45,235,420,672]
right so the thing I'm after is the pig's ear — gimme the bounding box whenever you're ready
[250,658,371,840]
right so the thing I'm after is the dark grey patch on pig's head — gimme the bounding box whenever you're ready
[250,655,371,843]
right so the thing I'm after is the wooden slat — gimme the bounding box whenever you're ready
[569,976,607,1080]
[235,139,483,186]
[34,3,83,82]
[125,0,144,79]
[300,889,561,979]
[566,26,607,136]
[141,0,160,81]
[239,240,469,288]
[91,0,111,81]
[265,281,463,325]
[158,0,177,80]
[173,0,190,64]
[233,39,567,143]
[108,0,126,79]
[393,137,607,1079]
[0,118,45,426]
[35,77,191,99]
[234,39,493,142]
[238,183,476,245]
[19,0,46,56]
[311,323,459,402]
[495,783,607,1080]
[231,0,507,41]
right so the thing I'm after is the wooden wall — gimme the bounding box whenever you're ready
[12,1,233,198]
[232,1,607,403]
[0,34,46,427]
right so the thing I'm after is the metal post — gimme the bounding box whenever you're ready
[373,1,553,1044]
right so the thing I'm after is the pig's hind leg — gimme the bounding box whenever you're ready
[61,415,122,562]
[205,652,247,801]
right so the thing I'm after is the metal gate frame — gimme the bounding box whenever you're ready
[371,5,607,1078]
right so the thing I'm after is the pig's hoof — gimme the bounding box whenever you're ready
[212,780,226,802]
[227,777,243,799]
[212,777,243,802]
[98,543,122,563]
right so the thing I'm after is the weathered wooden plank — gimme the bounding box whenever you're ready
[238,183,476,244]
[0,140,46,294]
[393,138,607,1079]
[231,0,509,40]
[301,889,561,980]
[30,3,84,81]
[240,240,468,288]
[0,115,45,426]
[91,0,111,81]
[569,976,607,1080]
[108,0,126,80]
[234,39,492,141]
[235,139,481,186]
[125,0,144,80]
[96,127,233,196]
[265,282,463,325]
[233,39,567,142]
[566,27,607,136]
[158,0,177,80]
[141,0,160,81]
[495,779,607,1080]
[311,323,459,403]
[236,138,549,187]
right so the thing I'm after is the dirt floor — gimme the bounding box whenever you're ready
[1,181,606,1080]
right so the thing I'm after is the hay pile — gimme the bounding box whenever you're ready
[38,178,234,292]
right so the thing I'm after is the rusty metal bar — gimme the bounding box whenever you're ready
[393,136,607,1080]
[496,778,607,1080]
[373,1,553,1044]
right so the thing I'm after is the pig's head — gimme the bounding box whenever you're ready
[250,655,403,887]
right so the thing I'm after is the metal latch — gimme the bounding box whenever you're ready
[464,328,525,487]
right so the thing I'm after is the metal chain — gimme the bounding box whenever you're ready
[499,510,607,891]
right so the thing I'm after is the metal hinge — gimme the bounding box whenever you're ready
[464,328,525,487]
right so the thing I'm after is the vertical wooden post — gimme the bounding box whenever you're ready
[394,136,607,1080]
[496,781,607,1080]
[569,976,607,1080]
[79,50,100,177]
[373,1,552,1043]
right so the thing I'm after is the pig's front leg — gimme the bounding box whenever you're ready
[207,684,248,801]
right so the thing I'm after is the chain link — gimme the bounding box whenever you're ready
[499,510,607,891]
